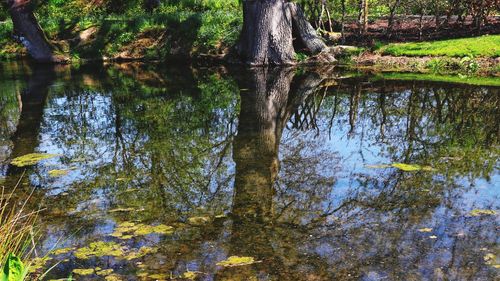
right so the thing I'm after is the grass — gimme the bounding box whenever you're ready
[380,35,500,58]
[374,72,500,87]
[0,175,40,280]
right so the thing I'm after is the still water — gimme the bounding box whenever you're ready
[0,61,499,281]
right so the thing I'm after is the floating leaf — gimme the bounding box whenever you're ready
[216,256,256,267]
[11,153,60,167]
[429,235,437,239]
[469,209,497,216]
[72,269,94,276]
[74,242,124,260]
[418,228,433,233]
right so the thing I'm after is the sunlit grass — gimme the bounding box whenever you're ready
[380,35,500,58]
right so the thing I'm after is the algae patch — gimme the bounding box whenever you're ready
[469,209,497,216]
[110,222,174,238]
[73,268,95,275]
[74,241,124,259]
[11,153,60,167]
[366,163,435,172]
[216,256,256,267]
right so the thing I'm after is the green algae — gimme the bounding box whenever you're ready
[48,169,69,177]
[51,247,74,255]
[366,163,435,172]
[110,222,174,238]
[469,209,497,216]
[216,256,256,267]
[28,256,52,273]
[73,268,94,275]
[122,246,157,260]
[74,241,124,260]
[96,268,114,276]
[11,153,60,167]
[182,271,197,280]
[187,216,211,225]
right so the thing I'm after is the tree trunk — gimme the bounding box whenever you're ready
[4,0,63,63]
[237,0,329,66]
[387,0,402,38]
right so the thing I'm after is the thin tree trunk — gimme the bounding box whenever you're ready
[4,0,63,63]
[363,0,369,34]
[387,0,402,37]
[341,0,346,43]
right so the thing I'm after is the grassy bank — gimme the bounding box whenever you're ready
[378,35,500,58]
[373,72,500,87]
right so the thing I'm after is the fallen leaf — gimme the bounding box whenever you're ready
[418,228,433,233]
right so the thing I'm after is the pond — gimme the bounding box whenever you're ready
[0,61,499,280]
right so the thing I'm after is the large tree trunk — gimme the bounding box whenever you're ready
[4,0,63,63]
[237,0,329,65]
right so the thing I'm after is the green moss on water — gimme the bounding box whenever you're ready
[373,73,500,87]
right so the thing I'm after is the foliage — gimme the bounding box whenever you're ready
[0,254,26,281]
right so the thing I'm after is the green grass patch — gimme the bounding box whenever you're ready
[374,72,500,87]
[380,35,500,58]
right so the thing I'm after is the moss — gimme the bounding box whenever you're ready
[74,241,124,260]
[11,153,60,167]
[216,256,256,267]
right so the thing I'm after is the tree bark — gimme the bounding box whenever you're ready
[4,0,63,63]
[237,0,329,65]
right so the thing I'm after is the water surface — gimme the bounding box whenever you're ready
[0,62,499,280]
